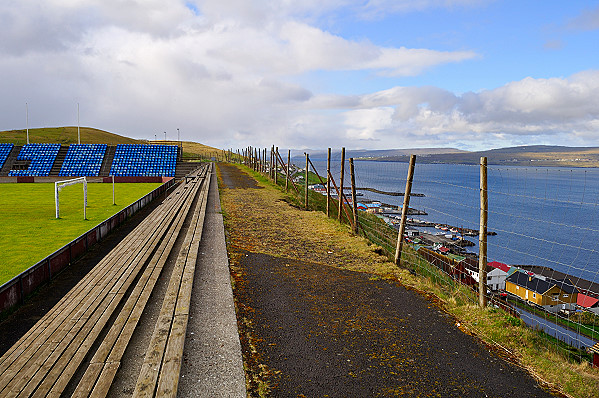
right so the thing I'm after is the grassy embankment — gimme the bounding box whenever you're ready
[222,161,599,398]
[0,182,161,284]
[0,126,142,145]
[0,126,220,158]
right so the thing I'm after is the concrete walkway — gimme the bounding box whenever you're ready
[178,165,246,397]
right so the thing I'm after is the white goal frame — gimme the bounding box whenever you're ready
[55,177,88,219]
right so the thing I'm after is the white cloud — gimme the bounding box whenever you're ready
[1,0,598,152]
[320,70,599,149]
[567,5,599,31]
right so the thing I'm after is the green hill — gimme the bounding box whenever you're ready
[0,126,222,158]
[0,126,143,146]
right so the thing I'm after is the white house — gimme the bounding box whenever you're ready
[486,261,511,291]
[464,260,511,291]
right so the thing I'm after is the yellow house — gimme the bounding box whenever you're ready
[505,271,578,312]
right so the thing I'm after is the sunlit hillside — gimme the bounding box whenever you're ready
[0,127,220,157]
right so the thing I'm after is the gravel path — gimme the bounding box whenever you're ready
[219,163,556,397]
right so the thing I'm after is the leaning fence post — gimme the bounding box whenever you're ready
[286,150,290,191]
[305,153,309,210]
[394,155,416,265]
[275,147,279,185]
[271,146,275,179]
[349,158,358,234]
[338,147,345,222]
[479,156,488,308]
[327,148,331,218]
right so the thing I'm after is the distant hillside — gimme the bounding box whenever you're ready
[0,127,142,145]
[0,126,219,158]
[369,145,599,168]
[291,147,464,161]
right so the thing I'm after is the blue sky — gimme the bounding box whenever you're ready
[305,2,598,93]
[1,1,599,151]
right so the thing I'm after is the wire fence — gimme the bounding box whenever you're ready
[229,147,599,367]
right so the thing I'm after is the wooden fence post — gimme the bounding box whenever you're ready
[479,156,488,308]
[394,155,416,265]
[305,153,309,210]
[286,150,290,192]
[349,158,358,234]
[338,147,345,222]
[275,147,279,185]
[327,148,331,218]
[271,146,275,179]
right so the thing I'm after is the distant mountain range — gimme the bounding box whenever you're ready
[369,145,599,167]
[292,145,599,168]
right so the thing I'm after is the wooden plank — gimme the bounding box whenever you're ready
[133,174,209,397]
[69,178,203,397]
[155,315,188,398]
[39,184,198,395]
[0,198,169,374]
[0,180,190,394]
[70,362,103,398]
[0,166,208,397]
[89,362,120,398]
[134,168,211,397]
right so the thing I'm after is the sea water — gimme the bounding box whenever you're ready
[309,160,599,283]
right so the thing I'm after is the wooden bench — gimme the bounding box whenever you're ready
[0,164,210,397]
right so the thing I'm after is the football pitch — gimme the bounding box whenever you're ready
[0,182,162,285]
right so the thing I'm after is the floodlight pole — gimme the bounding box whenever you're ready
[77,103,81,144]
[164,131,166,141]
[177,128,180,142]
[26,103,30,144]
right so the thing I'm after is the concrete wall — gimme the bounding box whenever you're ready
[0,178,176,316]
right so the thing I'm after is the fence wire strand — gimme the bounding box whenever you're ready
[299,155,599,365]
[236,150,599,367]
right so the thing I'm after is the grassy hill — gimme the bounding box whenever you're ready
[0,126,220,158]
[0,127,143,146]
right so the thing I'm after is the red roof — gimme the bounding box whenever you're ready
[438,247,450,253]
[488,261,510,273]
[577,293,599,308]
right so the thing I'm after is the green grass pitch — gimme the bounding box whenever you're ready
[0,182,162,285]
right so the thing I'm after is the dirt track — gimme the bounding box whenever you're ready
[219,163,556,397]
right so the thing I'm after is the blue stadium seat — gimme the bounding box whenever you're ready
[8,144,60,176]
[0,143,14,169]
[109,144,177,177]
[59,144,107,176]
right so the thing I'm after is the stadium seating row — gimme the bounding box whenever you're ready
[9,144,60,177]
[59,144,107,177]
[6,143,178,177]
[109,144,177,177]
[0,143,14,169]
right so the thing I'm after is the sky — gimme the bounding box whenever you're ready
[1,1,599,151]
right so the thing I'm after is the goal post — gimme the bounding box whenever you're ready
[55,177,88,219]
